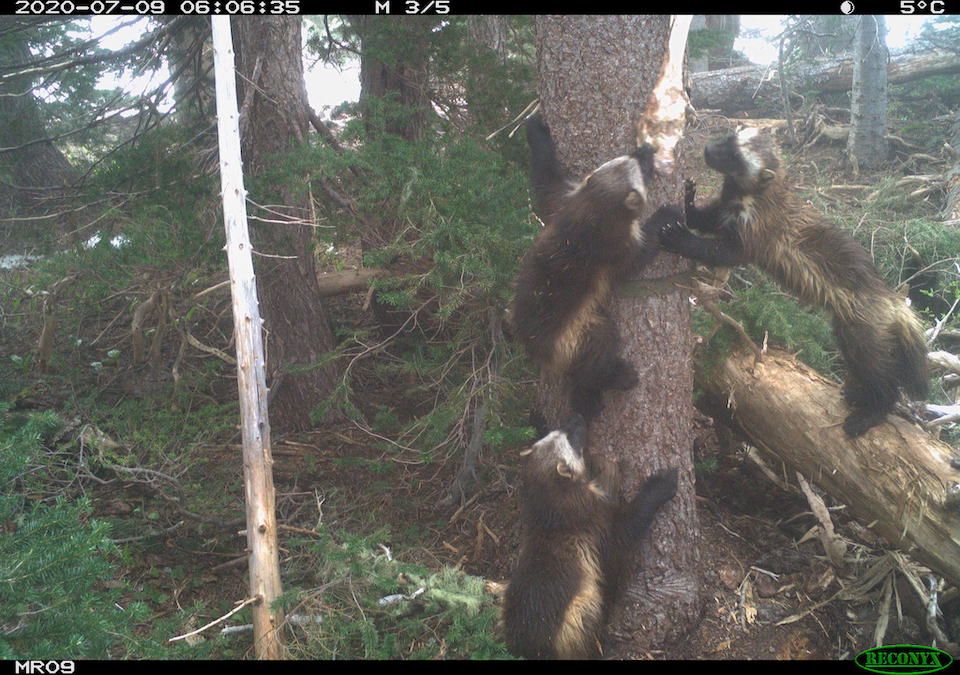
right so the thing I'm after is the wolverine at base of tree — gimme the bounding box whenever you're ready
[503,414,678,659]
[659,126,928,437]
[510,113,682,420]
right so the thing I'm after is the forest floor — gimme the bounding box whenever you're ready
[3,111,954,660]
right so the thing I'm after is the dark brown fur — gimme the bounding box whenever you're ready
[510,113,682,420]
[503,414,677,659]
[660,127,928,436]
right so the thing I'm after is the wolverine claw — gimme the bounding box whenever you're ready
[658,221,689,250]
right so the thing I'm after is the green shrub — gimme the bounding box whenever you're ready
[282,528,512,660]
[0,407,129,658]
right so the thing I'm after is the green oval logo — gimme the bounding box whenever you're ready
[855,645,953,674]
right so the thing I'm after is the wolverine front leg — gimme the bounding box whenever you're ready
[659,221,746,267]
[684,179,725,233]
[623,204,684,274]
[603,468,678,605]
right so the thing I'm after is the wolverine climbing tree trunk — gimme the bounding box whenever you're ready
[534,15,700,655]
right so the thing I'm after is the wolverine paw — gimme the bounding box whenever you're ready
[643,205,684,235]
[641,468,679,506]
[842,409,887,437]
[658,220,693,251]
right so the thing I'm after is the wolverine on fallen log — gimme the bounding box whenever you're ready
[659,126,929,437]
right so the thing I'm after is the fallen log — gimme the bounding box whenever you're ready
[691,50,960,113]
[697,347,960,586]
[314,267,387,297]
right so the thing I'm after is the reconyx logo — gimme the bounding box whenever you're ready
[855,645,953,674]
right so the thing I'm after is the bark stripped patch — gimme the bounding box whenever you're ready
[636,15,692,176]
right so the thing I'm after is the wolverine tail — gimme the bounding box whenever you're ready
[891,302,929,399]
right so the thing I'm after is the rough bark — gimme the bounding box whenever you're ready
[466,15,508,129]
[352,15,434,143]
[699,348,960,587]
[705,15,741,71]
[232,17,339,431]
[0,24,78,236]
[468,15,506,56]
[162,16,215,129]
[690,49,960,113]
[534,15,699,655]
[943,110,960,223]
[847,16,889,171]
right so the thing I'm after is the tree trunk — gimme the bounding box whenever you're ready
[699,348,960,587]
[349,15,435,332]
[162,16,215,130]
[690,49,960,113]
[232,17,339,431]
[534,15,700,656]
[705,15,741,71]
[943,110,960,223]
[352,15,433,143]
[466,15,508,129]
[847,16,889,171]
[0,22,78,238]
[211,17,283,658]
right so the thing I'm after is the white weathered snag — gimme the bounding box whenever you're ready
[210,16,285,660]
[636,15,692,176]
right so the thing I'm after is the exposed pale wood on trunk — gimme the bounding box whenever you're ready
[699,347,960,587]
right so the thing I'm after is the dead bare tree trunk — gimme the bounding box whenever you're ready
[211,16,284,659]
[699,347,960,587]
[691,49,960,113]
[534,15,699,655]
[847,16,889,171]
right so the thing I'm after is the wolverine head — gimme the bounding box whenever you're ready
[574,143,656,215]
[704,126,782,192]
[521,413,588,481]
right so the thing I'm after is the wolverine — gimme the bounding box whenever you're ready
[511,112,682,420]
[660,126,928,437]
[503,413,678,659]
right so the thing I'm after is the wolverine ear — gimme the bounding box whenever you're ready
[624,190,644,210]
[758,168,776,185]
[556,461,575,479]
[519,447,534,457]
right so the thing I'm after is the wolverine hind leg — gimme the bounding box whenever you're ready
[568,313,637,420]
[834,318,900,437]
